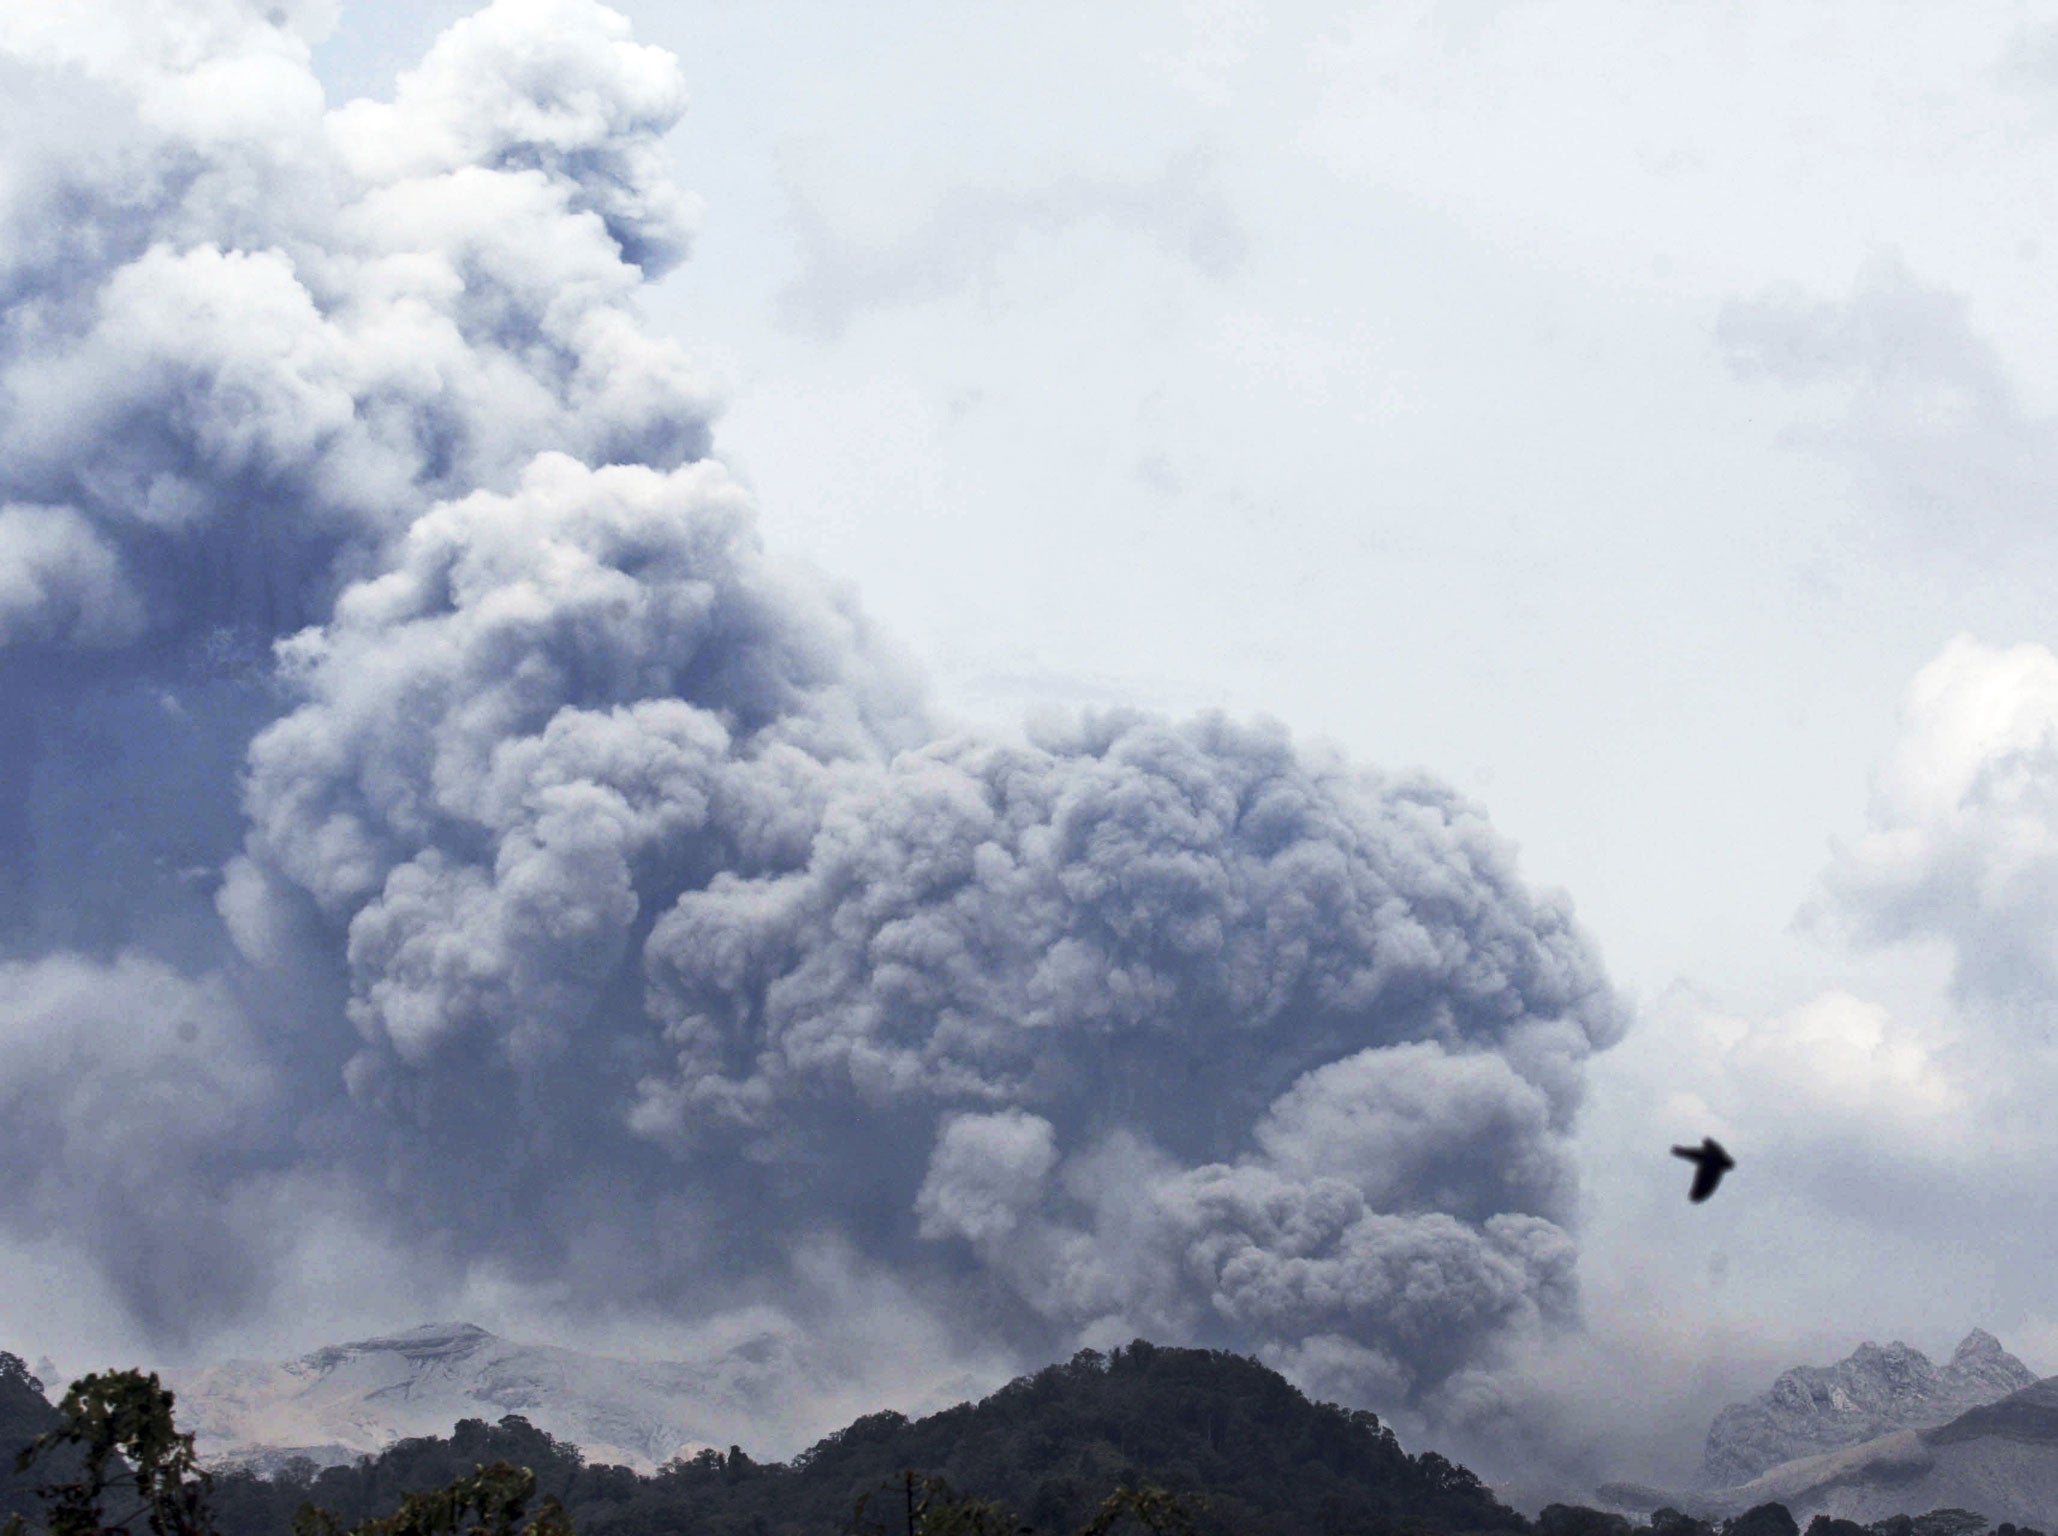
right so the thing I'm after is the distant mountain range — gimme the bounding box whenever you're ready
[1668,1373,2058,1528]
[1601,1329,2058,1528]
[1701,1331,2037,1487]
[168,1322,742,1473]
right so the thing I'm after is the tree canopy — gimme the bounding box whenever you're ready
[0,1345,2036,1536]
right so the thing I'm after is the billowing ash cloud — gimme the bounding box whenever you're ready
[0,0,1623,1438]
[0,0,706,653]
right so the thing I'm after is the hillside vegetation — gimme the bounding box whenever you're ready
[0,1356,59,1519]
[200,1341,1516,1536]
[0,1342,2023,1536]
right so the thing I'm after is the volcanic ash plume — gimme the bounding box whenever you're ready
[0,0,1624,1435]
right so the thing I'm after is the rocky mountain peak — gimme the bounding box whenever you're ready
[1701,1330,2036,1488]
[1954,1329,2006,1362]
[1943,1329,2032,1397]
[301,1323,493,1374]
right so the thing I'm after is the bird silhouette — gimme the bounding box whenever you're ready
[1672,1137,1735,1202]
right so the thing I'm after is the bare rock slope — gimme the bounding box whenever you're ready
[1700,1374,2058,1528]
[1703,1331,2036,1488]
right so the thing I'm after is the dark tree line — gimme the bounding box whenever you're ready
[1534,1497,2007,1536]
[0,1345,2031,1536]
[191,1342,1509,1536]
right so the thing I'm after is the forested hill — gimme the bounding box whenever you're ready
[0,1352,60,1516]
[204,1340,1525,1536]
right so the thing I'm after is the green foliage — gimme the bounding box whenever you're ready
[1721,1505,1798,1536]
[2,1374,568,1536]
[1893,1514,1993,1536]
[1652,1509,1716,1536]
[3,1370,213,1536]
[0,1355,63,1526]
[773,1340,1498,1536]
[846,1472,1196,1536]
[290,1462,571,1536]
[852,1471,1028,1536]
[1074,1486,1203,1536]
[7,1344,2032,1536]
[1537,1505,1633,1536]
[1797,1511,2002,1536]
[209,1420,592,1536]
[200,1343,1512,1536]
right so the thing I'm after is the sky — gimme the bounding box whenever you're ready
[10,0,2058,1508]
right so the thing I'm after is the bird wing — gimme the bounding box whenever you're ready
[1688,1159,1727,1202]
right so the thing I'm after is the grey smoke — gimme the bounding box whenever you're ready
[1718,257,2058,555]
[0,0,1624,1437]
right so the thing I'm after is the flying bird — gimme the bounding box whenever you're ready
[1672,1137,1736,1203]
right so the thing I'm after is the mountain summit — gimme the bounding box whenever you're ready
[1657,1373,2058,1529]
[172,1322,754,1473]
[1701,1329,2036,1487]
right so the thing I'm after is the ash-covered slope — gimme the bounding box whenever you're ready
[172,1323,777,1473]
[1702,1330,2035,1486]
[1691,1375,2058,1528]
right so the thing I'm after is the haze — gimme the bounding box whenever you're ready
[6,0,2058,1506]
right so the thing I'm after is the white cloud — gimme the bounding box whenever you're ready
[1821,633,2058,1010]
[774,146,1245,341]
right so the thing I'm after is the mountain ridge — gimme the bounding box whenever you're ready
[1702,1331,2036,1487]
[1697,1374,2058,1526]
[1605,1370,2058,1529]
[172,1321,741,1473]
